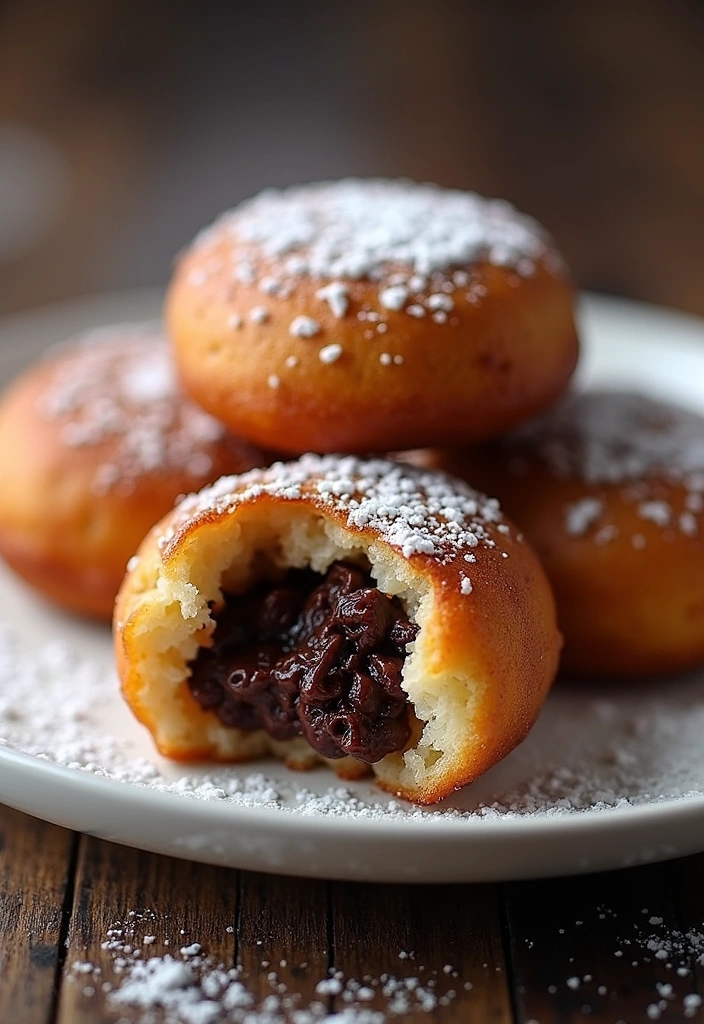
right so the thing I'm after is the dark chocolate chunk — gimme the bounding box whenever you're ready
[187,561,418,763]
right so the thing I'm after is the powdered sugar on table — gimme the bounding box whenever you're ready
[65,907,704,1023]
[68,911,465,1023]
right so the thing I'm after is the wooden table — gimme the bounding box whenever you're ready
[2,801,703,1023]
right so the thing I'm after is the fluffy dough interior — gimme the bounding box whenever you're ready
[120,503,484,797]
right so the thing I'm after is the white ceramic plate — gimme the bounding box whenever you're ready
[1,289,704,883]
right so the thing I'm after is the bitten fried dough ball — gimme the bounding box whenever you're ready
[0,324,270,619]
[166,179,579,454]
[113,455,560,804]
[432,391,704,677]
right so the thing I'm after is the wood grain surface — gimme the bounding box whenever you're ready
[332,880,513,1022]
[237,871,329,1008]
[55,835,237,1022]
[506,863,689,1023]
[0,807,76,1024]
[3,803,704,1022]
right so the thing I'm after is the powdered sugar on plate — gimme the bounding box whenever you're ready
[1,570,704,827]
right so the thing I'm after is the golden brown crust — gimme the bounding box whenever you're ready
[0,326,270,619]
[114,456,560,803]
[430,391,704,677]
[165,180,579,454]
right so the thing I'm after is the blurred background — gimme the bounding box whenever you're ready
[0,0,703,318]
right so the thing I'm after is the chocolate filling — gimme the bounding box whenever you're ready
[187,561,417,763]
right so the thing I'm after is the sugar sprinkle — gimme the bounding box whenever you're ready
[38,324,227,494]
[318,343,343,365]
[502,391,704,546]
[189,179,560,341]
[216,179,555,281]
[249,306,270,324]
[68,912,462,1022]
[166,455,506,564]
[289,315,322,338]
[315,281,349,318]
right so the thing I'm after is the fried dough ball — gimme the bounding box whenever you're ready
[0,324,270,618]
[166,179,578,454]
[114,455,560,803]
[432,391,704,676]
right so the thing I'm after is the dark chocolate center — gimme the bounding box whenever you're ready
[187,561,417,763]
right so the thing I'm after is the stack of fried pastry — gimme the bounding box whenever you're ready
[1,179,699,803]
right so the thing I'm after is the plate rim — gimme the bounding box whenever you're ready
[1,287,704,880]
[3,739,704,839]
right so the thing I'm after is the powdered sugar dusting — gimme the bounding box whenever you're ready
[565,497,604,537]
[315,281,349,318]
[249,306,270,325]
[189,180,561,338]
[459,576,473,596]
[289,315,321,338]
[38,324,227,494]
[513,391,704,487]
[63,905,704,1024]
[318,343,343,365]
[68,912,462,1022]
[507,905,704,1021]
[379,286,409,311]
[166,455,506,565]
[503,391,704,544]
[217,179,555,281]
